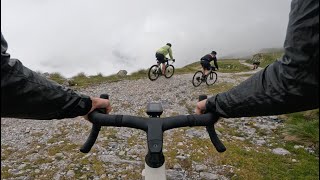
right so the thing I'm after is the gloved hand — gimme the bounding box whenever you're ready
[172,59,175,62]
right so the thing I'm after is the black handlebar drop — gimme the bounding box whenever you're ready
[199,94,226,152]
[80,124,101,153]
[206,126,226,152]
[80,94,109,153]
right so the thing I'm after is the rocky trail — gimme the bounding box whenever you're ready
[1,64,313,180]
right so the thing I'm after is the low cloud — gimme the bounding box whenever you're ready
[1,0,291,77]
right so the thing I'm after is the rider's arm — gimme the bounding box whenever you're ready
[205,0,319,117]
[1,32,107,120]
[168,47,173,60]
[213,57,219,70]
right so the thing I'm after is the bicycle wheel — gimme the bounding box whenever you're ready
[192,71,204,87]
[206,71,218,85]
[148,65,160,81]
[164,65,175,78]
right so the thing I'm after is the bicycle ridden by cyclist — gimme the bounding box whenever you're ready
[155,43,174,75]
[252,53,262,70]
[200,51,219,79]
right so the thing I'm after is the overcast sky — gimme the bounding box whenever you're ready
[1,0,291,77]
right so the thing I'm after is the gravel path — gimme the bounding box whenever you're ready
[1,66,296,180]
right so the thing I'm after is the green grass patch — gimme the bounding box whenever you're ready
[217,59,251,73]
[127,135,139,146]
[46,72,125,88]
[47,142,78,156]
[175,61,202,74]
[48,72,65,84]
[182,135,319,179]
[281,109,319,154]
[176,59,251,75]
[127,69,149,80]
[47,70,148,88]
[1,145,14,160]
[206,82,235,95]
[1,166,11,179]
[219,141,319,179]
[72,73,123,87]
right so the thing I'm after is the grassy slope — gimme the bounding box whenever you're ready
[246,51,284,68]
[176,59,251,74]
[46,59,250,88]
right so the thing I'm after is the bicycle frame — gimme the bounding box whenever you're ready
[192,67,218,87]
[157,59,174,69]
[80,94,225,180]
[205,66,216,74]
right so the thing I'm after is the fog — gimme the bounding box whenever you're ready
[1,0,291,78]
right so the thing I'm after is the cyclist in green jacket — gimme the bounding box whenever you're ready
[155,43,174,75]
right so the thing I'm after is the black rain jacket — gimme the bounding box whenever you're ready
[201,54,219,69]
[1,33,92,119]
[206,0,319,117]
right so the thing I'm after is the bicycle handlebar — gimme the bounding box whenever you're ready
[80,94,226,167]
[81,113,225,152]
[163,58,175,62]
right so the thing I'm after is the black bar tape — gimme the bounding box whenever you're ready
[187,115,196,127]
[115,115,123,127]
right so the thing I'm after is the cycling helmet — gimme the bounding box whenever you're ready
[211,51,217,55]
[166,43,172,47]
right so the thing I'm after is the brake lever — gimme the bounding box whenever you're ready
[199,95,226,152]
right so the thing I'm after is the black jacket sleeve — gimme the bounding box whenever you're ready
[1,32,92,120]
[213,57,218,69]
[206,0,319,118]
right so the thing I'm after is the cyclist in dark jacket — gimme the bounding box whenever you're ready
[1,32,112,120]
[196,0,319,117]
[200,51,218,78]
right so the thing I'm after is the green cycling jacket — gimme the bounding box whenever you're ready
[156,45,173,59]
